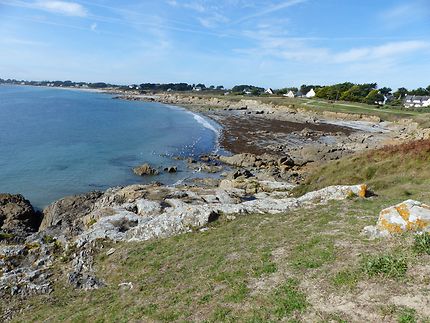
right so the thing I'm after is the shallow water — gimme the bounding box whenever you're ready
[0,85,220,209]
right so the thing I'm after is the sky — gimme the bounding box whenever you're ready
[0,0,429,89]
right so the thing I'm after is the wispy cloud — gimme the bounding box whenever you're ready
[166,0,206,13]
[232,0,307,25]
[33,0,87,16]
[0,37,49,46]
[237,28,430,66]
[380,1,430,29]
[333,41,430,63]
[0,0,88,17]
[198,13,229,28]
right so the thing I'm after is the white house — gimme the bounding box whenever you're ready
[305,88,316,98]
[283,90,295,98]
[404,95,430,108]
[265,88,274,95]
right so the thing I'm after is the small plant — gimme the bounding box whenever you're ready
[272,279,307,319]
[398,307,417,323]
[0,232,14,241]
[252,249,277,277]
[362,254,408,278]
[332,269,360,289]
[291,236,335,269]
[42,235,55,244]
[413,233,430,255]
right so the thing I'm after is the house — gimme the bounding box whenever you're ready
[305,88,316,98]
[192,86,202,92]
[265,88,274,95]
[243,88,252,95]
[283,90,295,98]
[404,95,430,108]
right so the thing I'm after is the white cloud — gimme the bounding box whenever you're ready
[166,0,206,12]
[380,2,430,29]
[33,1,87,17]
[0,0,88,17]
[233,0,307,24]
[333,41,430,63]
[198,13,229,28]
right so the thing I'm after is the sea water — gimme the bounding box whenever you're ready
[0,85,220,209]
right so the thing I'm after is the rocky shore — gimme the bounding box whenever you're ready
[115,92,430,166]
[2,91,430,320]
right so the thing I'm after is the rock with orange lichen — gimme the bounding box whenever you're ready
[364,200,430,238]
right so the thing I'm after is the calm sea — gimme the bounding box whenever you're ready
[0,85,220,209]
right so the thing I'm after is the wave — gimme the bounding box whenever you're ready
[191,113,220,135]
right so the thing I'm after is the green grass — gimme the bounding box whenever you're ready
[293,139,430,199]
[362,254,408,279]
[174,92,429,121]
[398,307,418,323]
[332,269,361,289]
[291,236,335,269]
[413,233,430,255]
[8,140,430,322]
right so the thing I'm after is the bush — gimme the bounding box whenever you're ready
[413,233,430,255]
[362,254,408,278]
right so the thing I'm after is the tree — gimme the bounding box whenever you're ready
[379,87,392,96]
[364,90,384,105]
[277,87,298,95]
[216,85,224,90]
[410,87,428,96]
[394,87,408,99]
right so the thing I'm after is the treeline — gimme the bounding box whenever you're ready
[0,78,115,89]
[313,83,430,104]
[138,83,224,91]
[231,85,264,95]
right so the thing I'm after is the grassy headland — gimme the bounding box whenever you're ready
[10,140,430,322]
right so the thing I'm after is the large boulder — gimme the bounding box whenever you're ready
[133,163,159,176]
[39,191,103,237]
[0,193,40,239]
[364,200,430,237]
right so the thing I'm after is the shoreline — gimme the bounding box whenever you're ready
[3,88,430,321]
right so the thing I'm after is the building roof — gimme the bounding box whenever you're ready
[405,95,430,102]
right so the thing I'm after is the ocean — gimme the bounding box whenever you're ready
[0,85,220,209]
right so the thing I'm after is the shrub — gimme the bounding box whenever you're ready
[362,254,408,278]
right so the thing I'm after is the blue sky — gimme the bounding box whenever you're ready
[0,0,429,89]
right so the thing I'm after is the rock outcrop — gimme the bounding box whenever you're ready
[133,163,159,176]
[39,191,103,238]
[0,193,41,241]
[364,200,430,238]
[0,180,368,303]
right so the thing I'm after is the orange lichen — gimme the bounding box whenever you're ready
[380,218,403,233]
[358,184,367,198]
[406,218,430,231]
[395,203,410,222]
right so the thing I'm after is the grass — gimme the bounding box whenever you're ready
[398,307,418,323]
[7,139,430,322]
[362,254,408,279]
[332,269,360,289]
[179,92,429,121]
[290,236,335,269]
[293,139,430,198]
[413,233,430,255]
